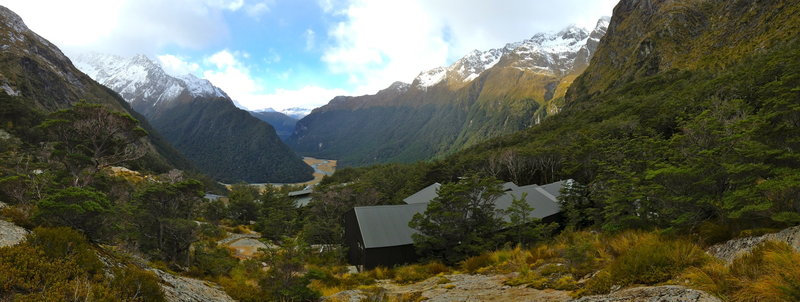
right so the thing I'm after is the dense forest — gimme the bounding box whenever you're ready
[148,97,313,183]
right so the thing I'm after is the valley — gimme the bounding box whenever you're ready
[231,156,337,189]
[1,1,800,302]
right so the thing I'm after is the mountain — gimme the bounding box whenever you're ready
[279,107,312,120]
[288,19,609,166]
[434,0,800,232]
[249,110,298,141]
[72,53,313,183]
[0,5,192,172]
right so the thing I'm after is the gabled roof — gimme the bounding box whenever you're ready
[288,189,313,197]
[353,203,429,248]
[352,180,568,249]
[502,182,520,191]
[493,181,565,222]
[403,183,441,204]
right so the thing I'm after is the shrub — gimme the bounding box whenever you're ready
[111,266,165,302]
[680,260,733,300]
[392,261,451,284]
[583,233,708,295]
[27,226,103,273]
[190,241,238,277]
[461,253,494,273]
[730,241,800,302]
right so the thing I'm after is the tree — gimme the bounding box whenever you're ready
[35,187,112,240]
[558,180,598,229]
[37,102,147,186]
[409,174,504,264]
[134,180,204,264]
[505,192,534,247]
[228,184,261,224]
[302,185,380,244]
[259,237,321,302]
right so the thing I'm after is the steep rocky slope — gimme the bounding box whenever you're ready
[72,54,313,183]
[0,5,191,172]
[289,19,609,166]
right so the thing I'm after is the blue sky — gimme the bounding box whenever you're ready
[3,0,618,111]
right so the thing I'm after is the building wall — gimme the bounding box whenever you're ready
[364,244,418,270]
[343,209,365,267]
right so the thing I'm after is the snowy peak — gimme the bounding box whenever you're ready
[72,53,227,111]
[280,107,312,119]
[413,18,610,88]
[177,73,229,99]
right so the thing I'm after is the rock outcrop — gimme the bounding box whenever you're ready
[325,273,572,302]
[0,219,28,247]
[707,226,800,263]
[572,285,721,302]
[151,269,236,302]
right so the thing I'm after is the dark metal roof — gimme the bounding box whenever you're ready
[288,189,313,197]
[502,182,520,191]
[352,180,568,249]
[353,203,428,248]
[403,183,440,204]
[293,196,313,207]
[492,181,565,222]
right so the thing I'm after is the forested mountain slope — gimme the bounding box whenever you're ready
[72,54,312,183]
[438,0,800,234]
[0,6,191,172]
[289,19,609,166]
[249,109,298,141]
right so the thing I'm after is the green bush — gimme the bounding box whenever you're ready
[111,266,166,302]
[190,241,238,277]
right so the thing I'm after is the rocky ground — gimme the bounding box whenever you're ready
[151,268,236,302]
[0,216,27,247]
[326,273,571,302]
[325,227,800,302]
[707,225,800,263]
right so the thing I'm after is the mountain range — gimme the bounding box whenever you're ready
[288,18,609,166]
[248,109,298,141]
[0,6,192,173]
[71,53,312,183]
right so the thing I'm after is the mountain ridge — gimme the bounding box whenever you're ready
[289,19,609,166]
[0,5,193,172]
[72,53,313,183]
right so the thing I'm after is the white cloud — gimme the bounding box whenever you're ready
[2,0,273,56]
[321,0,450,94]
[200,50,343,111]
[245,1,272,17]
[157,54,201,77]
[258,86,348,111]
[321,0,619,94]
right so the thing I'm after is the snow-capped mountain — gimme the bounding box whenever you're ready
[279,107,313,119]
[72,53,227,116]
[70,53,313,183]
[414,17,610,88]
[290,18,611,166]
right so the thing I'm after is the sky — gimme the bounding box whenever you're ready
[2,0,618,111]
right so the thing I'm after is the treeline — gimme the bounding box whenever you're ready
[0,100,332,301]
[309,38,800,262]
[150,98,313,183]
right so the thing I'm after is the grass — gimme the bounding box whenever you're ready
[392,261,451,284]
[681,240,800,302]
[318,230,800,301]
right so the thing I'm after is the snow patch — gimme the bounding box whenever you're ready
[415,67,446,88]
